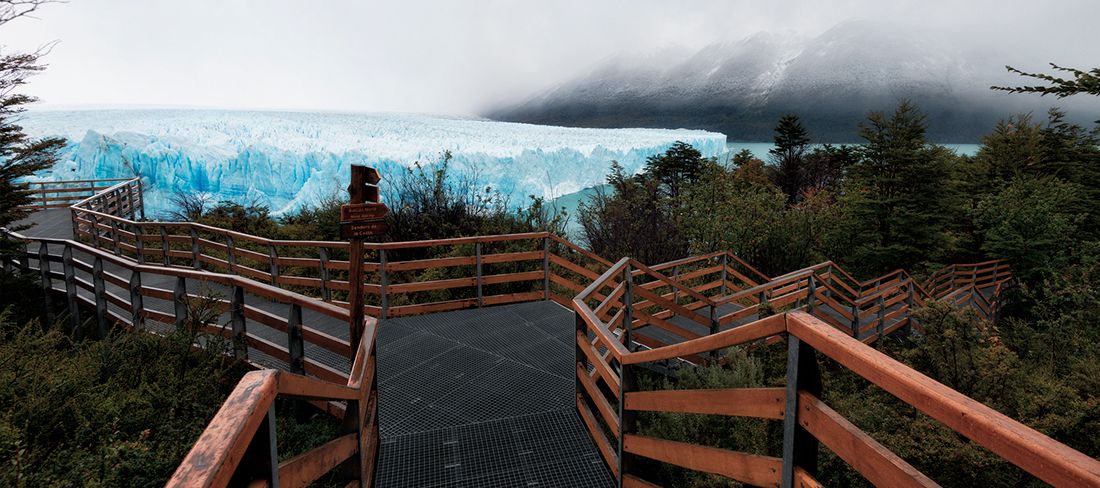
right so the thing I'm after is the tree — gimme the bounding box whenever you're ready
[0,0,64,254]
[992,64,1100,98]
[974,176,1085,286]
[579,162,687,264]
[643,141,705,200]
[768,114,811,203]
[836,101,959,275]
[800,144,855,195]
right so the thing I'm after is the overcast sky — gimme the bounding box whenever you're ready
[4,0,1097,116]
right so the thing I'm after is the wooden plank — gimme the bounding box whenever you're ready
[576,393,619,478]
[276,372,359,401]
[623,314,786,365]
[550,253,601,281]
[576,363,620,436]
[277,433,359,488]
[625,387,785,420]
[631,286,711,328]
[623,434,781,487]
[631,309,702,342]
[797,391,938,488]
[577,330,622,395]
[794,467,824,488]
[786,311,1100,488]
[623,474,662,488]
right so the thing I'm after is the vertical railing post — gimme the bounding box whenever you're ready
[850,299,860,339]
[618,334,637,488]
[93,257,108,338]
[62,246,81,338]
[720,253,729,296]
[38,242,55,328]
[622,264,633,351]
[226,235,236,273]
[160,225,170,266]
[268,244,280,285]
[90,212,101,248]
[780,333,822,488]
[243,406,280,486]
[231,285,247,360]
[137,179,146,220]
[542,236,550,300]
[319,247,332,302]
[174,276,188,331]
[108,219,122,255]
[672,265,680,303]
[288,303,305,374]
[133,224,145,264]
[189,228,201,270]
[379,249,388,320]
[904,280,915,335]
[129,269,145,330]
[806,275,817,315]
[475,242,483,308]
[876,296,885,340]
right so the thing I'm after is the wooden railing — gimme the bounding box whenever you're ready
[1,228,379,487]
[167,317,379,488]
[17,177,142,211]
[573,261,1100,487]
[68,191,611,319]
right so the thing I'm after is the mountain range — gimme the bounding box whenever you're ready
[487,20,1100,142]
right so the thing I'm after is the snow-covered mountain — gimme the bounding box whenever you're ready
[21,109,726,217]
[488,20,1100,142]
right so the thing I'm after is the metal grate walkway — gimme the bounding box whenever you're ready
[375,301,613,487]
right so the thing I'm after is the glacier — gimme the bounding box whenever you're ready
[20,109,727,218]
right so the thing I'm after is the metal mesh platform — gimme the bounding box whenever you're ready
[374,301,614,487]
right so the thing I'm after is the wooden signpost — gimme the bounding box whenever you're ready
[344,165,388,347]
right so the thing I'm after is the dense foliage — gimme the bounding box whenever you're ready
[581,100,1100,486]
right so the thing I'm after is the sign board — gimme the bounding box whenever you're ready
[340,219,388,239]
[340,203,389,222]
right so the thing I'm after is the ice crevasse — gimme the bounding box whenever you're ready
[22,109,728,217]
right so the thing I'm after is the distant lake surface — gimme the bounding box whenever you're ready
[723,142,981,160]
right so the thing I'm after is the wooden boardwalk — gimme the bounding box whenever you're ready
[13,181,1060,488]
[14,208,614,487]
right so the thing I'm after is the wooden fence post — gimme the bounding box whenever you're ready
[134,225,145,263]
[225,235,236,273]
[174,276,188,331]
[240,406,280,486]
[876,296,886,340]
[319,247,331,302]
[137,179,146,220]
[720,253,729,296]
[905,281,915,335]
[622,264,633,351]
[109,219,122,255]
[288,303,305,374]
[542,236,550,300]
[475,242,483,308]
[129,269,145,330]
[190,228,201,270]
[62,246,81,338]
[160,225,170,266]
[38,242,55,327]
[231,285,247,360]
[807,275,817,315]
[618,336,638,488]
[268,244,280,284]
[93,256,108,338]
[780,334,822,488]
[850,300,860,339]
[379,249,388,320]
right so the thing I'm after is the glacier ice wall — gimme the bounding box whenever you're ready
[21,109,727,218]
